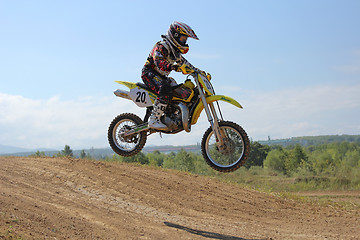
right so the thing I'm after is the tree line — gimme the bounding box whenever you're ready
[33,141,360,191]
[118,141,360,190]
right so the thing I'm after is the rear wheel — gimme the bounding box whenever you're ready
[201,121,250,172]
[108,113,147,157]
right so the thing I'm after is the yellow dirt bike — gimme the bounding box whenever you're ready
[108,65,250,172]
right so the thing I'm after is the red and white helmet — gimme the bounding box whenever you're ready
[167,21,199,54]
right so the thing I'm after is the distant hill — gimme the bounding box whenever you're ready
[258,134,360,147]
[1,145,202,159]
[0,144,30,154]
[2,134,359,158]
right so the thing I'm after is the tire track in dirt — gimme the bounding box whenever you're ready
[1,156,359,239]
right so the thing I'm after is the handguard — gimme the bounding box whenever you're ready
[179,64,194,74]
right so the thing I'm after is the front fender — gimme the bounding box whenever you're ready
[191,95,243,125]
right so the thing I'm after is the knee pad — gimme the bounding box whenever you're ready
[158,83,172,104]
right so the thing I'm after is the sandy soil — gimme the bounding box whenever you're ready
[0,156,359,239]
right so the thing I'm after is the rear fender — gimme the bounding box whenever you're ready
[115,81,138,89]
[113,81,137,100]
[191,95,243,125]
[114,81,155,107]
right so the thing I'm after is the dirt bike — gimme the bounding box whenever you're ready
[108,64,250,172]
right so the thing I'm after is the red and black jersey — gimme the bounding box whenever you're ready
[144,40,184,77]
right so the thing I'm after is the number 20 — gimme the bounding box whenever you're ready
[136,91,146,102]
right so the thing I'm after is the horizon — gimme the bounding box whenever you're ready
[1,133,359,155]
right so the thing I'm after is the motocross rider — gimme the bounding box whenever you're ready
[142,21,199,130]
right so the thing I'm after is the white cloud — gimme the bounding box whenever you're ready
[224,83,360,140]
[0,92,210,150]
[1,83,360,150]
[0,93,143,149]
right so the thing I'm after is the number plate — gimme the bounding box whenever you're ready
[129,87,153,107]
[201,75,215,95]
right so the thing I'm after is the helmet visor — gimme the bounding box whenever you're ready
[179,35,188,45]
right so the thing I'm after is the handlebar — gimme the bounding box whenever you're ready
[180,60,211,80]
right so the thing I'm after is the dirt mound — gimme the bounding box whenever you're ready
[0,156,359,239]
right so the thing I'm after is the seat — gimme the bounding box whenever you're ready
[136,82,155,92]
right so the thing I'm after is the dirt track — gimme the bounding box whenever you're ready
[0,156,359,239]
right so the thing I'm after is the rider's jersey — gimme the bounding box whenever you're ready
[144,38,187,78]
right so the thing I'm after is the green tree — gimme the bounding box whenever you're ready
[147,150,165,166]
[285,145,308,174]
[80,150,87,159]
[175,149,195,172]
[311,151,335,175]
[123,152,149,165]
[33,150,45,157]
[263,147,287,173]
[343,149,360,167]
[61,145,73,157]
[163,152,177,169]
[162,150,198,172]
[244,142,270,168]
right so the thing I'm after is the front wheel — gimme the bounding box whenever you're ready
[201,121,250,172]
[108,113,147,157]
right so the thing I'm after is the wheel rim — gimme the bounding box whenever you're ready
[112,119,141,152]
[205,126,245,168]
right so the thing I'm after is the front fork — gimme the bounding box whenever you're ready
[196,80,226,147]
[205,102,226,147]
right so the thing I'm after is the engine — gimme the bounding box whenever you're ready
[162,104,183,132]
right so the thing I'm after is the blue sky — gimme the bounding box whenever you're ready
[1,0,360,150]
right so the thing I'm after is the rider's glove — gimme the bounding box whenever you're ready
[171,64,182,72]
[178,64,194,75]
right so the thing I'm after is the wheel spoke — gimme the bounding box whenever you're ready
[108,113,147,157]
[113,120,139,151]
[206,126,244,167]
[201,121,250,172]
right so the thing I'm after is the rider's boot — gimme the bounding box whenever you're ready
[148,100,168,130]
